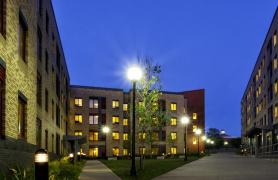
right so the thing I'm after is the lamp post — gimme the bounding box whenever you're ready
[127,66,143,176]
[181,115,190,161]
[195,128,202,157]
[34,149,49,180]
[102,126,110,158]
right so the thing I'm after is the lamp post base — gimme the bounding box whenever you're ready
[130,167,136,176]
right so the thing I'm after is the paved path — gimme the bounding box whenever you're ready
[79,160,120,180]
[154,152,278,180]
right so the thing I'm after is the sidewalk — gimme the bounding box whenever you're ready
[79,160,121,180]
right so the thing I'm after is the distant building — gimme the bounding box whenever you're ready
[241,8,278,156]
[70,85,205,157]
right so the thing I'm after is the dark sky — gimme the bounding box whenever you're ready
[52,0,277,136]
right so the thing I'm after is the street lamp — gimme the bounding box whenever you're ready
[195,128,202,156]
[34,149,49,180]
[102,126,110,158]
[127,65,143,176]
[180,115,190,161]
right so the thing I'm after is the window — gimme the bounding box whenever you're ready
[152,132,159,141]
[171,132,177,140]
[123,118,128,126]
[170,147,177,155]
[89,99,98,108]
[37,72,42,106]
[18,94,27,140]
[112,116,119,124]
[45,130,48,150]
[37,26,42,61]
[274,81,278,95]
[56,75,60,98]
[51,99,54,120]
[112,132,119,140]
[274,31,277,47]
[74,114,82,123]
[123,149,128,156]
[56,105,60,127]
[170,103,177,111]
[56,134,60,155]
[123,133,128,140]
[74,98,82,107]
[51,134,54,152]
[139,147,146,155]
[45,89,48,112]
[0,65,5,138]
[193,125,197,132]
[89,131,98,141]
[45,11,49,33]
[151,147,159,155]
[0,0,6,37]
[38,0,42,16]
[123,104,128,111]
[89,115,98,125]
[112,147,119,156]
[112,100,119,108]
[193,113,197,120]
[139,132,146,140]
[19,11,28,62]
[274,55,278,70]
[274,104,278,118]
[170,117,177,125]
[45,50,49,73]
[36,118,42,148]
[74,130,82,136]
[89,148,98,157]
[56,45,60,71]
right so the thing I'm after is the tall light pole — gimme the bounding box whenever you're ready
[181,115,190,161]
[127,65,143,176]
[102,126,110,158]
[195,128,202,157]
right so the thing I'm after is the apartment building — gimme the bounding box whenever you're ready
[0,0,70,166]
[241,8,278,156]
[70,85,205,157]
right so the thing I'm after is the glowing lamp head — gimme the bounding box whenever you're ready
[69,153,74,158]
[195,129,202,135]
[224,141,228,145]
[202,135,207,141]
[211,141,215,144]
[127,66,143,81]
[102,126,110,134]
[206,139,211,144]
[181,116,190,125]
[34,149,48,163]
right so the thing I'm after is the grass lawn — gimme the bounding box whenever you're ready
[100,156,199,180]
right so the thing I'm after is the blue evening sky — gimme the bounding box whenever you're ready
[52,0,277,136]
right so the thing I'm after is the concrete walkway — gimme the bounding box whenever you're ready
[154,152,278,180]
[79,160,120,180]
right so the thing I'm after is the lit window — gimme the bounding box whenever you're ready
[139,147,146,155]
[170,147,177,155]
[171,132,177,140]
[74,115,82,123]
[112,116,119,124]
[274,56,278,70]
[89,99,98,109]
[170,117,177,126]
[112,100,119,108]
[123,104,128,111]
[123,133,128,140]
[123,118,128,126]
[112,147,119,156]
[274,104,278,118]
[74,131,82,136]
[274,31,277,47]
[123,149,128,156]
[274,81,278,95]
[112,132,119,140]
[192,125,197,132]
[89,131,98,141]
[89,147,98,157]
[193,113,197,120]
[193,137,197,145]
[171,103,177,111]
[152,132,159,141]
[139,133,146,140]
[74,98,82,106]
[89,115,98,125]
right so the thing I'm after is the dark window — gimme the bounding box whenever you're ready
[0,64,5,138]
[0,0,6,37]
[45,10,49,34]
[36,118,42,148]
[56,104,60,127]
[159,100,166,111]
[45,50,48,73]
[37,72,42,106]
[45,129,48,150]
[19,11,28,62]
[38,0,42,16]
[101,97,106,109]
[56,74,60,98]
[101,114,106,124]
[56,133,60,155]
[45,88,48,112]
[56,46,60,71]
[51,134,54,152]
[37,26,42,61]
[18,93,27,140]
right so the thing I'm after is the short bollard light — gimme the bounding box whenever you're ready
[34,149,49,180]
